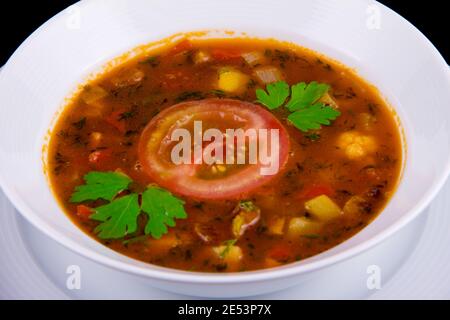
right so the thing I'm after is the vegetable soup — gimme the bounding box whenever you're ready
[47,36,402,272]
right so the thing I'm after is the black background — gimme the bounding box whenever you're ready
[0,1,448,65]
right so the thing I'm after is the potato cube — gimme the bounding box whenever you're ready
[304,195,342,221]
[287,217,321,238]
[218,69,249,93]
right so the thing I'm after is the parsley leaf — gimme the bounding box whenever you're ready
[70,171,187,240]
[286,81,330,112]
[287,103,341,132]
[70,171,132,202]
[90,194,140,239]
[255,81,290,110]
[141,186,187,239]
[255,80,340,132]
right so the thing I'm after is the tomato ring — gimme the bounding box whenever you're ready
[138,99,290,200]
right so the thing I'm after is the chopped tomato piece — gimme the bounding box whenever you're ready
[211,49,242,62]
[88,149,112,166]
[298,184,334,199]
[106,109,126,133]
[268,244,291,262]
[76,205,92,220]
[169,39,193,55]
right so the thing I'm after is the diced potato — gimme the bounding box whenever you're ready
[337,131,377,160]
[212,245,243,270]
[287,217,321,238]
[81,85,108,105]
[359,113,376,130]
[193,50,211,64]
[318,92,338,109]
[267,217,286,235]
[147,233,180,253]
[305,195,342,221]
[218,69,249,93]
[343,196,369,216]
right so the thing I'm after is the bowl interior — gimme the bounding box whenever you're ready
[0,0,449,282]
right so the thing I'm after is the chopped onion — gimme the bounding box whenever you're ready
[242,51,264,66]
[253,65,283,84]
[231,201,261,238]
[193,50,212,64]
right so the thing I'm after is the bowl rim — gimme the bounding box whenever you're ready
[1,0,450,284]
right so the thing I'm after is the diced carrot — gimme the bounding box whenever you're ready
[76,205,92,220]
[268,244,291,262]
[88,149,112,166]
[298,184,334,199]
[211,49,242,62]
[106,109,126,133]
[169,39,193,55]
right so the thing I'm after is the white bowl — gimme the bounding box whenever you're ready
[0,0,449,298]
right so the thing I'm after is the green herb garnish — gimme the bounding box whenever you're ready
[238,200,258,212]
[305,133,321,141]
[141,186,187,239]
[288,104,340,132]
[70,171,187,240]
[256,81,290,110]
[220,239,238,258]
[255,81,341,132]
[90,194,141,239]
[286,81,330,111]
[70,171,132,202]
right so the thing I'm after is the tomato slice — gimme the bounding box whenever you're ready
[138,99,290,200]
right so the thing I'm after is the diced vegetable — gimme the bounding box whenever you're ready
[76,205,92,220]
[89,132,103,148]
[267,217,285,235]
[88,149,112,166]
[106,110,127,133]
[242,51,265,67]
[298,184,334,199]
[337,131,377,160]
[193,50,212,64]
[304,195,342,221]
[343,196,370,216]
[194,223,215,243]
[111,68,145,88]
[287,217,321,238]
[212,243,243,270]
[268,244,291,262]
[231,201,261,238]
[253,65,283,84]
[359,113,376,130]
[318,92,338,109]
[147,232,180,253]
[218,68,249,93]
[81,85,108,105]
[211,49,242,62]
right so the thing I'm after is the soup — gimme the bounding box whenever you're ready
[47,36,402,272]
